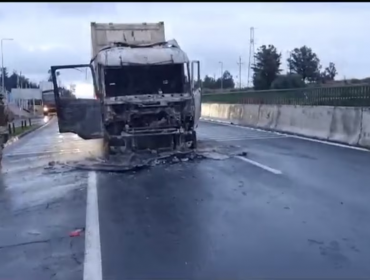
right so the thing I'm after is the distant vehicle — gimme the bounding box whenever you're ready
[40,81,56,116]
[50,21,201,156]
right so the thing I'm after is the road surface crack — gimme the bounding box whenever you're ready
[0,239,50,250]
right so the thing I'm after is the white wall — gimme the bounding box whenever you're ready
[10,88,42,100]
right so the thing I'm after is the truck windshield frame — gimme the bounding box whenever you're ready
[103,63,190,97]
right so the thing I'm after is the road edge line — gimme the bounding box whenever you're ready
[201,117,369,152]
[83,171,103,280]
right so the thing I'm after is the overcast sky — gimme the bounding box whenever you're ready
[1,2,370,88]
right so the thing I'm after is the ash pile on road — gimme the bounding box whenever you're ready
[45,140,248,173]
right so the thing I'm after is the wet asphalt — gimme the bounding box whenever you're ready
[1,118,370,279]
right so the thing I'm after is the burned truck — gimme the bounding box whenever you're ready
[50,22,201,156]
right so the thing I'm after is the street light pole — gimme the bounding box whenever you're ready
[219,61,223,90]
[1,38,13,95]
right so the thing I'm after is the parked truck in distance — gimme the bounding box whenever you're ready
[40,81,56,116]
[50,22,201,156]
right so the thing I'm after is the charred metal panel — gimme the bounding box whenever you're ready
[97,46,189,66]
[102,91,196,153]
[104,94,192,105]
[57,99,104,140]
[103,95,194,129]
[50,63,104,140]
[194,88,201,128]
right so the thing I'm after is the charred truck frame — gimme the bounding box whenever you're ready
[50,39,201,155]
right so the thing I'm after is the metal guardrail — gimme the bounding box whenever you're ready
[201,85,370,107]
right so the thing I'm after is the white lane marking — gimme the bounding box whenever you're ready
[201,118,370,152]
[236,156,283,175]
[199,136,287,142]
[83,171,103,280]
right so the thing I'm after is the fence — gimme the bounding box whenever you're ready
[8,119,34,136]
[201,85,370,107]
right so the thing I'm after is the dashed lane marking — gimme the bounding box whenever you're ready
[236,156,283,175]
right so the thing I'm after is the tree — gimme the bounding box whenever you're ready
[350,78,362,84]
[287,46,321,83]
[215,70,235,89]
[271,74,306,89]
[70,84,76,94]
[202,71,234,90]
[252,44,282,90]
[47,69,60,82]
[317,62,338,84]
[324,62,337,80]
[0,68,38,91]
[60,86,75,99]
[203,75,217,89]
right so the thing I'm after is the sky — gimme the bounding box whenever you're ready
[1,2,370,95]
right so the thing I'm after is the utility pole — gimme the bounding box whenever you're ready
[1,38,13,95]
[247,27,255,88]
[219,61,223,90]
[237,56,244,89]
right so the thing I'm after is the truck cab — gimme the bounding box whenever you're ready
[50,40,201,154]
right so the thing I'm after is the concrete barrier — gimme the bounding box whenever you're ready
[358,108,370,147]
[328,107,362,145]
[256,105,279,129]
[275,105,334,139]
[201,103,370,149]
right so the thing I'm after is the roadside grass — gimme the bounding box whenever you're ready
[12,125,40,137]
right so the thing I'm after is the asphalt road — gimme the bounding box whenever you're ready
[1,118,370,279]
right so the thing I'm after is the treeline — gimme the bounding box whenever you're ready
[252,45,338,90]
[202,44,368,92]
[47,70,75,98]
[0,67,75,99]
[201,70,235,89]
[0,67,39,91]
